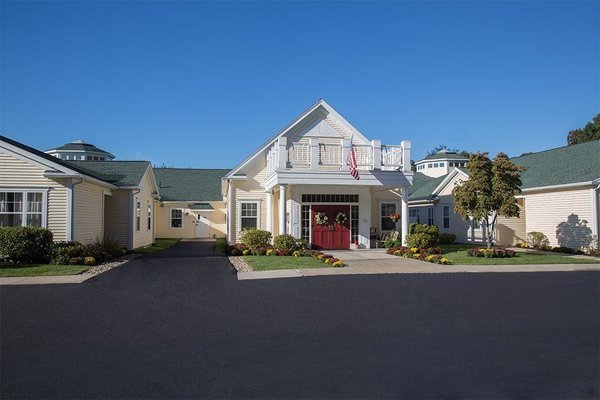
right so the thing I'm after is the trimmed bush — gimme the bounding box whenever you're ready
[240,229,272,249]
[466,247,517,258]
[84,256,97,266]
[383,237,402,249]
[438,233,456,244]
[406,233,437,249]
[68,257,85,265]
[0,226,54,264]
[409,223,440,238]
[51,241,85,265]
[527,231,549,249]
[273,234,299,251]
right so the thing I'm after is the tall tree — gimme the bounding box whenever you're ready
[452,152,525,248]
[567,114,600,145]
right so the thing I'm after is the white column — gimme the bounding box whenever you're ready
[279,184,287,235]
[227,181,233,243]
[401,187,409,246]
[266,190,273,233]
[309,137,319,170]
[341,138,350,171]
[591,187,599,238]
[278,137,287,169]
[401,140,411,172]
[371,139,381,170]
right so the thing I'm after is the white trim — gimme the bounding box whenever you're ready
[591,187,599,238]
[431,168,469,197]
[225,99,371,179]
[0,189,48,228]
[238,200,261,232]
[521,180,598,193]
[169,207,185,229]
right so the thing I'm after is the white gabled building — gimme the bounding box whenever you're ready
[223,99,414,249]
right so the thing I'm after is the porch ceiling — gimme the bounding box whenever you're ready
[264,170,413,191]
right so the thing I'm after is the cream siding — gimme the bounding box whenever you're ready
[0,151,69,241]
[73,181,106,244]
[231,160,268,243]
[132,170,156,249]
[104,189,130,248]
[155,201,226,239]
[495,198,526,246]
[524,187,594,248]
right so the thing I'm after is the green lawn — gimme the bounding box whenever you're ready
[243,256,329,271]
[440,244,599,265]
[215,238,227,253]
[0,264,90,277]
[136,238,181,254]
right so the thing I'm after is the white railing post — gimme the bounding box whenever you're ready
[278,137,287,169]
[341,138,350,171]
[371,140,381,170]
[309,137,319,170]
[401,140,411,172]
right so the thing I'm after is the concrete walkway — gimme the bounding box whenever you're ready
[0,274,91,285]
[237,249,600,280]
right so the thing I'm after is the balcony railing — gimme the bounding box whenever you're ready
[267,137,411,176]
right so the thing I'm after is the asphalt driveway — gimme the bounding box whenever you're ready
[1,240,599,399]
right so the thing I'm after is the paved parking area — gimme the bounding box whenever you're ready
[1,241,599,399]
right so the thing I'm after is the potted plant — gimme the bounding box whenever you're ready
[389,212,400,223]
[350,240,359,250]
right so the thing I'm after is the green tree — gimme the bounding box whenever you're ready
[452,152,525,248]
[567,114,600,145]
[427,144,471,158]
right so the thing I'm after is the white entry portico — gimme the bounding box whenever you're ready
[223,99,413,248]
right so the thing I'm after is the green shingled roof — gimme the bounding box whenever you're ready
[67,161,151,187]
[154,168,230,201]
[418,150,469,162]
[49,141,114,156]
[189,203,214,210]
[512,140,600,189]
[408,172,447,201]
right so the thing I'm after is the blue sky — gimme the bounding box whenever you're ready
[1,1,598,168]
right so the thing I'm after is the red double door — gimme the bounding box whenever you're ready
[311,205,351,250]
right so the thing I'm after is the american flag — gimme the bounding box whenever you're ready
[348,140,360,180]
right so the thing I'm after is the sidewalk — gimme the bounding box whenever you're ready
[0,274,92,285]
[237,249,600,280]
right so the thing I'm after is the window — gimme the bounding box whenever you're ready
[301,205,310,242]
[380,202,397,231]
[171,208,183,228]
[0,191,45,227]
[427,207,434,226]
[351,205,359,244]
[428,163,433,168]
[301,194,359,203]
[240,202,259,230]
[147,202,152,230]
[433,163,438,168]
[409,208,420,224]
[439,162,445,167]
[442,205,450,229]
[136,201,141,231]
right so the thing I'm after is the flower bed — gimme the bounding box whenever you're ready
[466,247,517,258]
[229,244,345,267]
[386,246,449,265]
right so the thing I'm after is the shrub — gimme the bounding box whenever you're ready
[240,229,272,249]
[438,233,456,244]
[0,226,54,264]
[84,256,97,266]
[585,235,599,257]
[51,241,85,265]
[550,246,575,254]
[383,237,402,249]
[409,223,440,238]
[467,247,517,258]
[406,233,437,249]
[68,257,85,265]
[527,231,549,249]
[273,234,299,251]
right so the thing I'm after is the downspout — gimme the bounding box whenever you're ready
[67,177,84,241]
[592,183,600,239]
[226,179,233,244]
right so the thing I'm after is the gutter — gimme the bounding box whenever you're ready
[521,181,596,193]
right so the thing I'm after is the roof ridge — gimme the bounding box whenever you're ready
[512,139,600,159]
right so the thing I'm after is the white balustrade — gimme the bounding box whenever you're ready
[266,138,407,172]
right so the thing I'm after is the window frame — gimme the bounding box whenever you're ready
[239,201,260,231]
[427,207,434,226]
[379,201,399,233]
[442,205,450,230]
[0,189,47,228]
[135,200,141,231]
[147,201,152,231]
[409,208,420,224]
[170,208,184,229]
